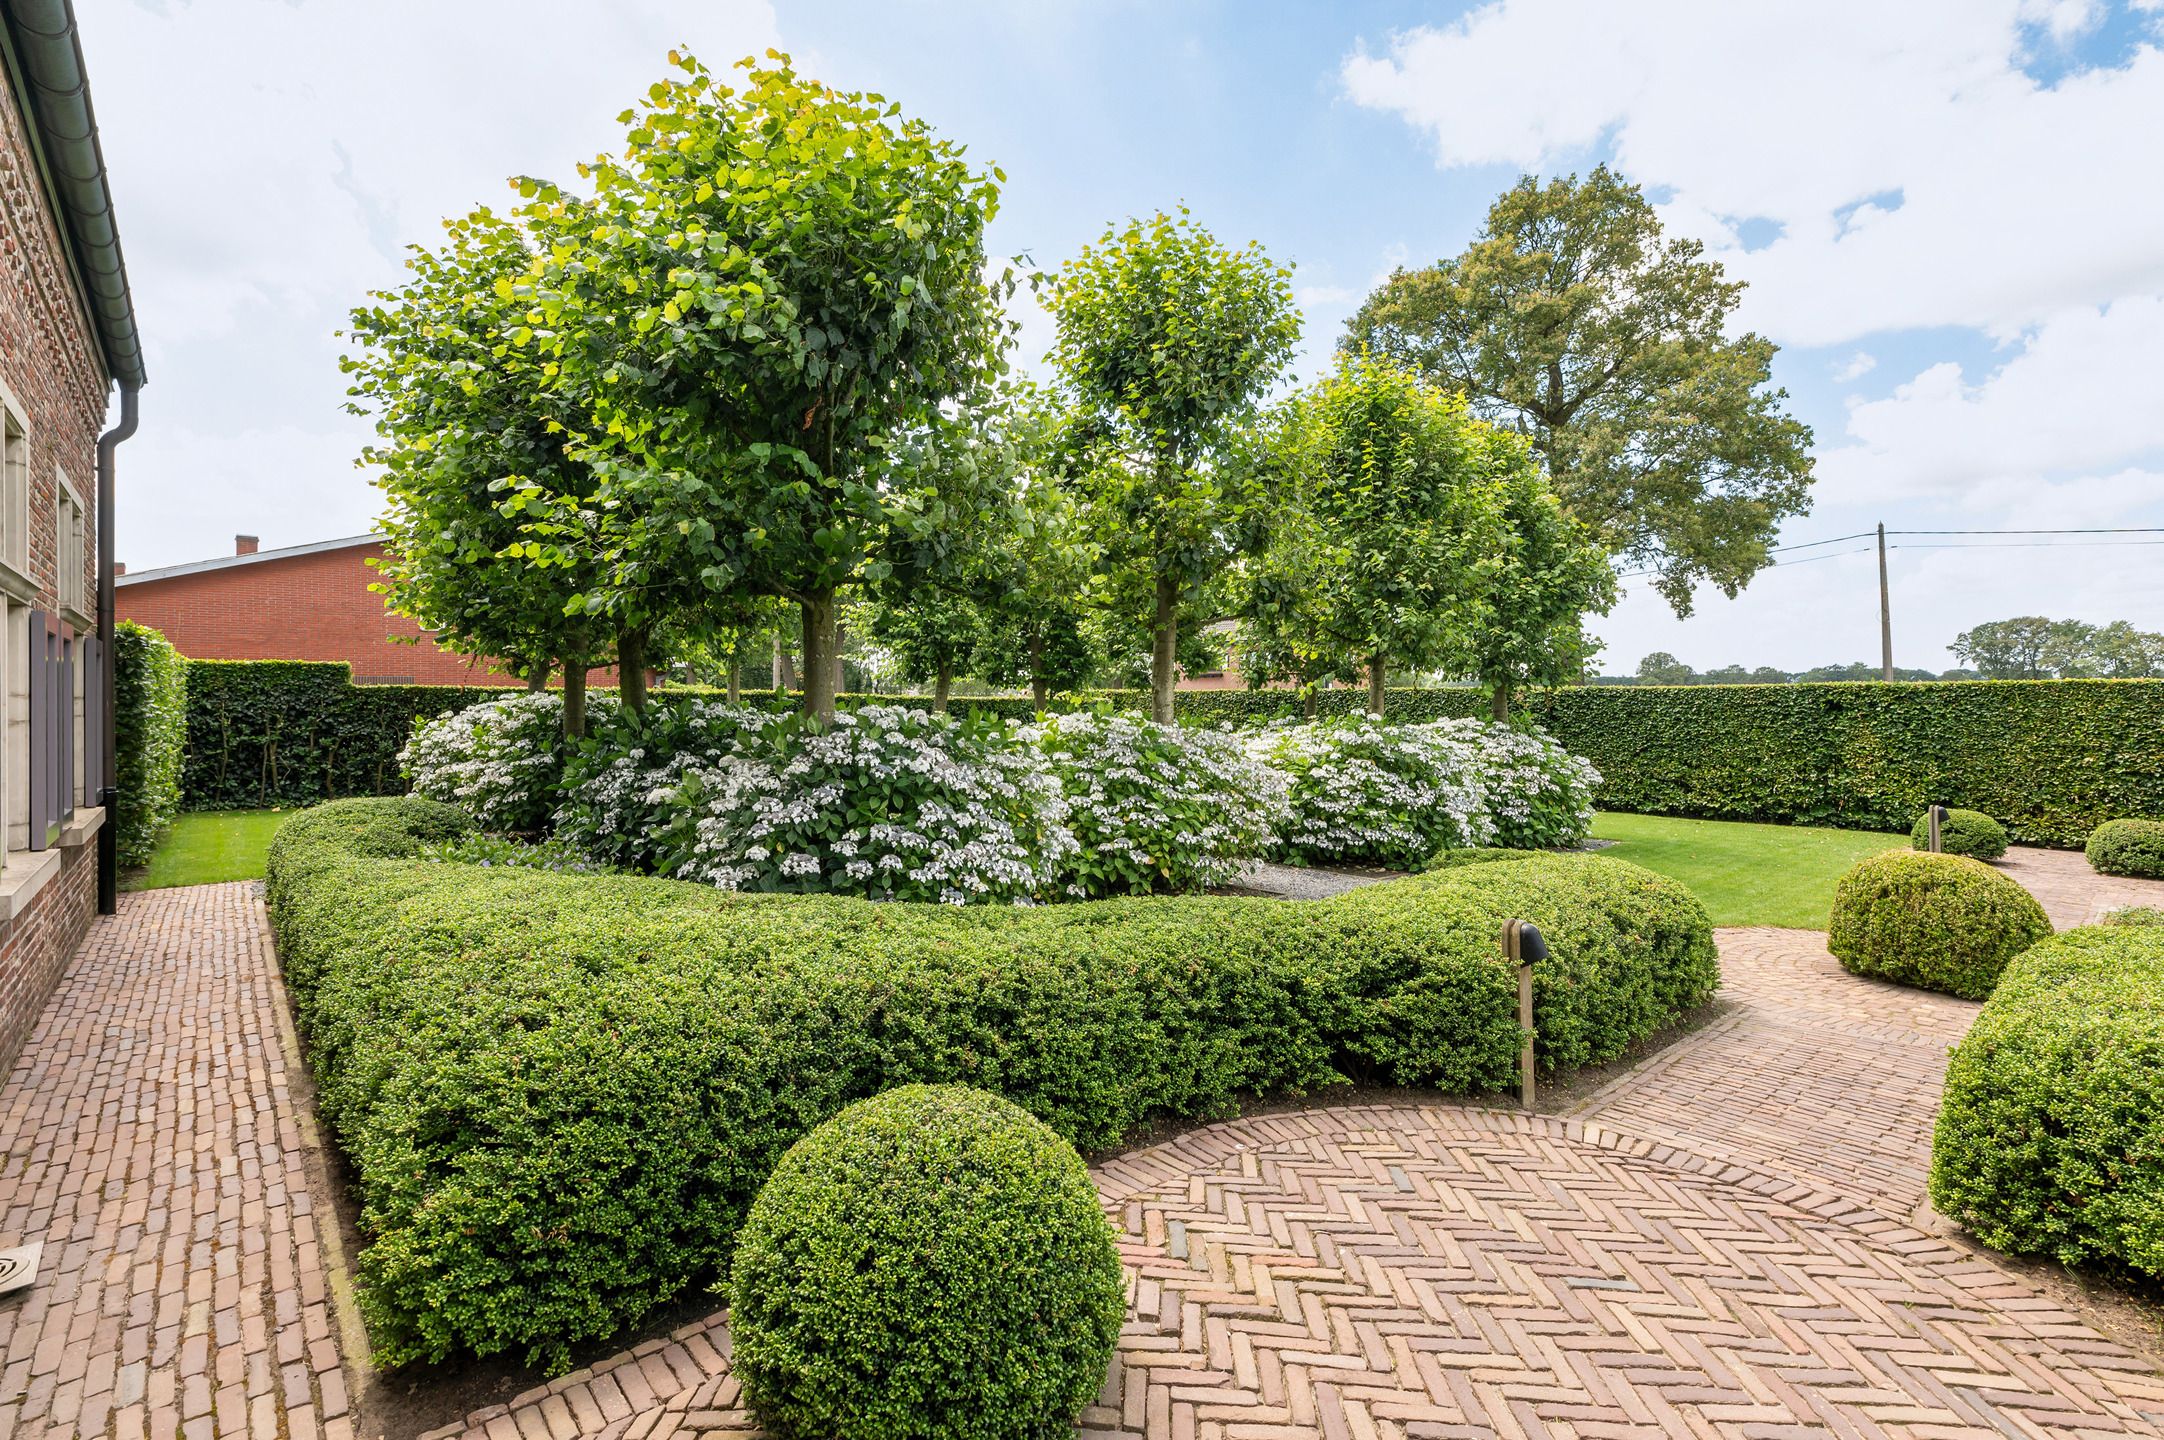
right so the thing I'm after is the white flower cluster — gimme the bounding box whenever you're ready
[656,705,1078,906]
[1250,715,1597,867]
[1026,712,1288,896]
[552,701,770,870]
[400,692,606,835]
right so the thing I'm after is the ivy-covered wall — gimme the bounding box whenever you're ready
[177,661,2164,847]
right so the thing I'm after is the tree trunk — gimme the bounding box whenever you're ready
[1150,574,1179,725]
[1302,685,1318,720]
[1029,636,1048,711]
[775,633,796,692]
[524,661,549,692]
[800,590,838,721]
[726,656,741,705]
[1367,655,1386,716]
[934,659,952,715]
[562,661,588,741]
[1490,681,1510,721]
[617,626,649,713]
[832,623,848,698]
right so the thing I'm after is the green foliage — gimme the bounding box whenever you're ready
[2104,906,2164,928]
[1463,461,1615,717]
[113,620,188,867]
[1047,208,1300,720]
[1344,165,1812,612]
[180,661,510,811]
[509,52,1013,718]
[1953,616,2164,679]
[1826,851,2051,999]
[1930,923,2164,1281]
[2086,818,2164,879]
[1242,355,1509,701]
[266,798,1714,1368]
[730,1086,1124,1440]
[1910,807,2009,860]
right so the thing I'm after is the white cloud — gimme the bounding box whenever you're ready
[82,0,782,566]
[1831,352,1877,383]
[1817,295,2164,504]
[1296,283,1358,308]
[1341,1,2164,346]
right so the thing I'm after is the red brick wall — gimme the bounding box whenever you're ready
[117,541,517,684]
[0,64,115,1075]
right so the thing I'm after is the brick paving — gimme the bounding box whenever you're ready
[1998,844,2164,929]
[5,864,2162,1439]
[0,883,347,1440]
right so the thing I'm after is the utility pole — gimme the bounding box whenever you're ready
[1877,522,1894,681]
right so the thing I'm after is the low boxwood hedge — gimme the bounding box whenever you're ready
[1826,851,2051,999]
[1909,807,2008,860]
[1930,922,2164,1282]
[730,1085,1125,1440]
[266,798,1716,1369]
[2086,818,2164,879]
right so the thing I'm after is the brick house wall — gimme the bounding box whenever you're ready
[0,52,116,1070]
[117,535,630,688]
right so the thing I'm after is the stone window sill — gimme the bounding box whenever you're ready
[0,806,104,922]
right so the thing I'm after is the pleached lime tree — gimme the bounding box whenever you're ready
[342,208,612,738]
[505,51,1015,719]
[1242,356,1511,714]
[1046,210,1300,723]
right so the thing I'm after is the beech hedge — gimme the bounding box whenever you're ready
[1931,922,2164,1282]
[114,621,188,866]
[266,797,1715,1369]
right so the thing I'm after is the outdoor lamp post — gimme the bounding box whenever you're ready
[1928,804,1948,854]
[1502,919,1548,1108]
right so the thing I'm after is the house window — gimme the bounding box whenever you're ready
[0,402,26,579]
[56,472,86,620]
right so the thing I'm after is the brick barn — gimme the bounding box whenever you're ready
[0,0,145,1068]
[116,532,526,685]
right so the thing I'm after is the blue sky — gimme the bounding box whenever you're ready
[90,1,2164,672]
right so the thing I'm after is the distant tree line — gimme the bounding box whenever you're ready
[1604,654,1967,686]
[1950,616,2164,679]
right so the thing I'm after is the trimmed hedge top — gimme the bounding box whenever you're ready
[266,797,1716,1369]
[1826,850,2051,1000]
[1931,922,2164,1281]
[729,1085,1125,1440]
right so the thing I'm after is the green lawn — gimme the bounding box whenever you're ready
[124,810,295,891]
[1588,812,1906,929]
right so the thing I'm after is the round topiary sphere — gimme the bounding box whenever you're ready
[2086,818,2164,879]
[1909,807,2008,860]
[729,1085,1127,1440]
[1827,851,2052,999]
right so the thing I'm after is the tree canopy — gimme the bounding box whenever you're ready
[1343,165,1814,614]
[1952,616,2164,679]
[1045,209,1300,721]
[504,51,1015,717]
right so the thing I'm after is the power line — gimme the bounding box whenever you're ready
[1890,526,2164,536]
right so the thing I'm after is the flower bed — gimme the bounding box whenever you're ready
[266,797,1715,1368]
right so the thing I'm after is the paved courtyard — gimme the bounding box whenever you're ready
[0,850,2159,1439]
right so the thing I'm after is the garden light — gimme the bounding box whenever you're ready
[1503,919,1547,1108]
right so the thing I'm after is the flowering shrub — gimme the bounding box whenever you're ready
[400,692,605,834]
[420,833,618,875]
[553,701,769,869]
[1472,724,1600,850]
[1251,716,1596,868]
[1028,713,1284,896]
[655,705,1076,904]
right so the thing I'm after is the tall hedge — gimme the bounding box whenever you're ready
[266,797,1716,1368]
[182,660,2164,845]
[114,621,188,866]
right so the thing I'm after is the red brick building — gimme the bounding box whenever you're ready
[117,533,526,685]
[0,1,146,1068]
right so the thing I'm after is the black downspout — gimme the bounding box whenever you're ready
[96,384,138,914]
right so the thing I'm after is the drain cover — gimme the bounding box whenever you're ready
[0,1243,42,1295]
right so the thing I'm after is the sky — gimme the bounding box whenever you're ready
[80,0,2164,673]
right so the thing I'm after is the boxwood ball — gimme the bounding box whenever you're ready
[728,1085,1127,1440]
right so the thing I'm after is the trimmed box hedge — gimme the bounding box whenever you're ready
[1909,807,2008,861]
[1826,851,2050,999]
[266,797,1716,1369]
[2086,818,2164,879]
[1930,922,2164,1282]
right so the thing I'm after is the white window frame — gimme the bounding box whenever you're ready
[55,468,87,625]
[0,380,31,600]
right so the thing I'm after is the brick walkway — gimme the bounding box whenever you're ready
[7,866,2164,1440]
[0,882,348,1440]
